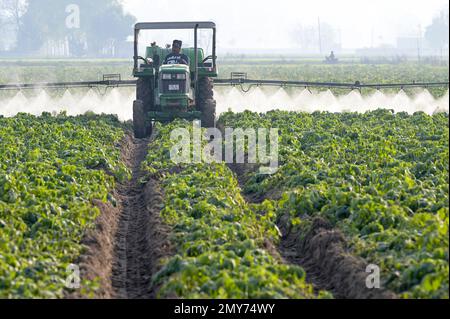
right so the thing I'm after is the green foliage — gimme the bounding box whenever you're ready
[144,121,330,299]
[219,109,449,299]
[0,112,127,298]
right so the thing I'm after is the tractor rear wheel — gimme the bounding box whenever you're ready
[197,77,216,127]
[136,77,154,137]
[133,100,152,139]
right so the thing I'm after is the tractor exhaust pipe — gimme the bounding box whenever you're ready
[133,27,139,72]
[213,26,217,71]
[194,24,199,105]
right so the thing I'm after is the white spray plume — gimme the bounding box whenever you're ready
[215,87,449,115]
[0,87,448,120]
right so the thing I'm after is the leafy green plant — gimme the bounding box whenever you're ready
[219,109,449,298]
[0,113,128,298]
[144,121,330,299]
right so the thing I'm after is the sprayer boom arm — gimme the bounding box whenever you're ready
[0,77,448,91]
[214,78,450,90]
[0,79,137,90]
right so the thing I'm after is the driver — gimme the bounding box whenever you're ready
[163,40,190,65]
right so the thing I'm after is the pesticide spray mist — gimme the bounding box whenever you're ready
[0,87,448,120]
[0,88,135,121]
[215,87,449,115]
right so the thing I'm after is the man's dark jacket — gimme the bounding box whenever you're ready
[164,53,190,65]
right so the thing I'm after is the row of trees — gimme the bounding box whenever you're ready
[0,0,26,50]
[0,0,136,56]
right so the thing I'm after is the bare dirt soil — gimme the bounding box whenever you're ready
[278,214,396,299]
[73,198,120,298]
[75,133,171,299]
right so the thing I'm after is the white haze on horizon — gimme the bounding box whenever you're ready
[121,0,449,50]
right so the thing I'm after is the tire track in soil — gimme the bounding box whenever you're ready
[72,133,170,299]
[111,136,162,299]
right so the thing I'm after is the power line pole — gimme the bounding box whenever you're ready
[318,17,322,55]
[371,28,374,48]
[417,24,422,63]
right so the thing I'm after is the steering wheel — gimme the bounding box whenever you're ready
[137,56,150,64]
[202,55,215,63]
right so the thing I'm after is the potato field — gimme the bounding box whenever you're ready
[0,103,448,299]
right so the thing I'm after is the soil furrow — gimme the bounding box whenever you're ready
[111,136,156,299]
[111,134,172,299]
[68,132,171,299]
[278,214,396,299]
[228,163,395,299]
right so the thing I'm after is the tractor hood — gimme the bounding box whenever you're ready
[159,64,190,74]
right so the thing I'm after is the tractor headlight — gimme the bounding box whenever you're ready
[162,73,172,80]
[176,74,187,80]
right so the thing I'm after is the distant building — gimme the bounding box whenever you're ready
[355,44,398,57]
[355,37,444,58]
[38,38,71,57]
[36,38,132,58]
[396,37,421,51]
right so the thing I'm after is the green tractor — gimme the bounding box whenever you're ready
[132,22,218,138]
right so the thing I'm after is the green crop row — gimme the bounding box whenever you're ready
[0,113,128,298]
[218,110,449,299]
[143,121,331,299]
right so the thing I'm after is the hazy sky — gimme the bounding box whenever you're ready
[122,0,448,50]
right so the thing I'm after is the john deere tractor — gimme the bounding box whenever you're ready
[132,22,218,138]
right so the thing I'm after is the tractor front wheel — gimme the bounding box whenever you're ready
[197,77,216,128]
[133,100,152,138]
[136,78,154,111]
[200,99,217,128]
[136,77,155,137]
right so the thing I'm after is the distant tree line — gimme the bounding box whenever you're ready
[0,0,136,57]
